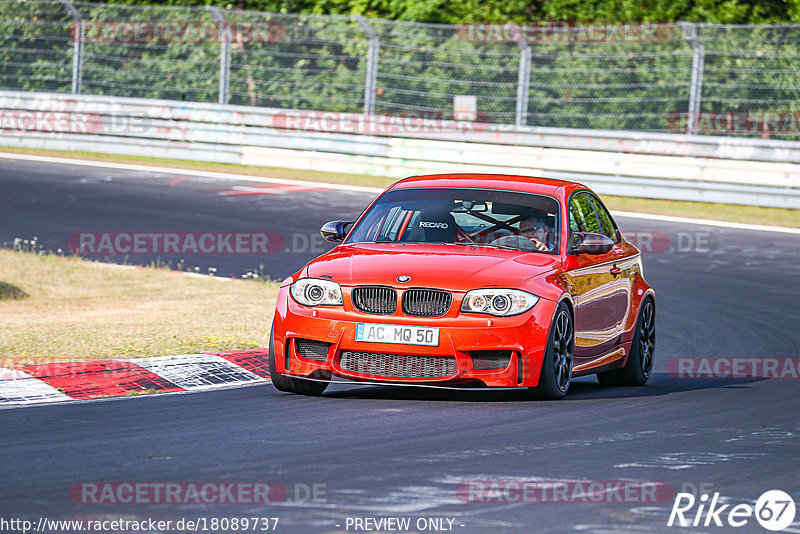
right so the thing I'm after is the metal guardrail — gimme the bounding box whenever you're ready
[4,91,800,162]
[0,91,798,208]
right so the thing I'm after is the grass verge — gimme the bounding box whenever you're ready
[602,195,799,228]
[1,146,797,228]
[0,249,278,367]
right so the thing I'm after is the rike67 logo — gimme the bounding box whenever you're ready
[668,490,796,531]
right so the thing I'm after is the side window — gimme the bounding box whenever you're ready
[590,195,620,242]
[568,195,584,232]
[569,192,601,234]
[568,207,580,232]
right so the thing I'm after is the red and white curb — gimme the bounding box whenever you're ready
[0,349,270,407]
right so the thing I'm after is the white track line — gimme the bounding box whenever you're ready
[611,210,800,235]
[0,151,383,193]
[90,261,233,281]
[1,151,797,234]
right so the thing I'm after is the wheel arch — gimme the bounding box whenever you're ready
[558,294,574,318]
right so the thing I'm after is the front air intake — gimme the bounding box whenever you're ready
[339,351,457,378]
[470,350,513,370]
[295,339,331,362]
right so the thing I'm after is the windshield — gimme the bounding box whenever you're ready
[345,187,561,254]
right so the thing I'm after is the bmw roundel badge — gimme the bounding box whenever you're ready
[396,275,411,283]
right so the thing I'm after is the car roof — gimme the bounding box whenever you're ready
[388,173,585,198]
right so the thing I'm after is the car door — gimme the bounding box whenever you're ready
[591,194,636,337]
[563,192,630,361]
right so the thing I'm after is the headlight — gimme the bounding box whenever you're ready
[461,289,538,316]
[290,278,343,307]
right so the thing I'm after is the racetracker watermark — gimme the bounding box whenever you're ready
[457,21,675,42]
[68,232,283,255]
[67,231,333,255]
[272,110,492,135]
[0,110,103,134]
[0,109,186,136]
[69,482,326,505]
[64,230,715,256]
[667,357,800,379]
[457,480,674,503]
[667,111,800,135]
[624,231,716,254]
[1,517,280,533]
[342,517,458,531]
[71,20,285,44]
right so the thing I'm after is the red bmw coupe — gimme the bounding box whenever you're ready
[269,174,655,399]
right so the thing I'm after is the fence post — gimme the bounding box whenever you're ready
[208,7,230,105]
[58,0,83,94]
[515,42,531,128]
[682,22,705,135]
[355,16,378,116]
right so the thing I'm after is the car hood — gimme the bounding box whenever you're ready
[305,243,560,291]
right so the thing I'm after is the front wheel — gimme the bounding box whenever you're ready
[268,324,329,396]
[597,298,655,387]
[530,302,574,400]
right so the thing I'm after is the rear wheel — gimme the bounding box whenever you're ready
[597,298,655,387]
[268,324,329,396]
[530,302,574,400]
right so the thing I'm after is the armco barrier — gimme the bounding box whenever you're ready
[1,91,799,208]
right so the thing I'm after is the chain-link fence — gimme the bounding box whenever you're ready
[3,0,800,138]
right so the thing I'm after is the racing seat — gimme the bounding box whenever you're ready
[401,210,459,243]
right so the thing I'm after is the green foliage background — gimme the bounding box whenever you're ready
[90,0,800,24]
[2,0,799,137]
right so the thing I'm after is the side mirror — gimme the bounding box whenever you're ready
[569,232,614,255]
[320,220,353,243]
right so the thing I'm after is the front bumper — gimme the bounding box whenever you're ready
[273,286,556,388]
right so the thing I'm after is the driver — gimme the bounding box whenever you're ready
[519,213,555,252]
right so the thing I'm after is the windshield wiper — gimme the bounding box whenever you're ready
[464,243,521,251]
[366,241,522,251]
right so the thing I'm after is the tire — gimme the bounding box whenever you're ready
[530,302,574,400]
[597,297,655,387]
[268,323,329,396]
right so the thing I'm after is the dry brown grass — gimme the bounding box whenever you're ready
[603,195,800,229]
[0,249,279,368]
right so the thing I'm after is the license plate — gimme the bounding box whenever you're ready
[355,323,439,347]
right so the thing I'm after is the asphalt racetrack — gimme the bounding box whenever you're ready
[1,156,799,533]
